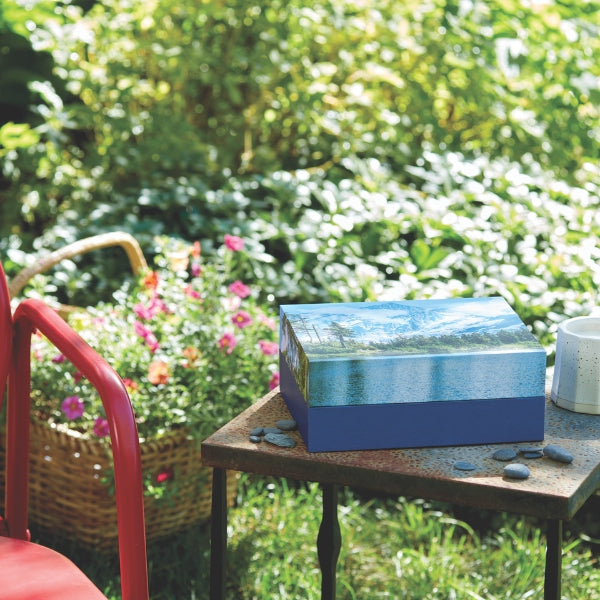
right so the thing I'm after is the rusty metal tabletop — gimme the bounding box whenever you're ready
[201,387,600,521]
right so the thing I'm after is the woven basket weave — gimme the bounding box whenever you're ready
[0,419,237,552]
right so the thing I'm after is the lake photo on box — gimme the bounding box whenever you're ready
[308,350,543,406]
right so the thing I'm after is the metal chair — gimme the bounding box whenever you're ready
[0,262,149,599]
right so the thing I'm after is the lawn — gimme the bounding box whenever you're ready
[35,475,600,599]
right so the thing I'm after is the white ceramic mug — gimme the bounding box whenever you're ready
[551,316,600,414]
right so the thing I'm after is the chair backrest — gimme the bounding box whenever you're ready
[1,263,149,600]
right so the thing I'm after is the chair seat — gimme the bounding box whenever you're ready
[0,537,107,599]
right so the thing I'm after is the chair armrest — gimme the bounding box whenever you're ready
[7,298,149,600]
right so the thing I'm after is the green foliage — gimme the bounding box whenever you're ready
[2,0,599,241]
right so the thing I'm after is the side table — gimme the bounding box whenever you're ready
[201,388,600,600]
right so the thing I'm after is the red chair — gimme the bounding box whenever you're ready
[0,262,149,599]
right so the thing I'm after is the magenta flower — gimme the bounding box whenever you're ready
[228,280,251,298]
[259,340,278,356]
[134,294,169,320]
[218,332,237,354]
[52,353,66,364]
[134,320,160,352]
[224,234,244,251]
[184,284,201,299]
[134,303,153,320]
[231,310,252,329]
[191,262,202,277]
[269,372,280,390]
[61,395,84,420]
[93,417,110,437]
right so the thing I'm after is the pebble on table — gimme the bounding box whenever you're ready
[504,463,530,480]
[264,432,296,448]
[543,444,574,464]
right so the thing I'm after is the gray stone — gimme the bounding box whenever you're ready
[543,444,574,464]
[250,426,264,437]
[264,432,296,448]
[454,461,477,471]
[276,419,298,431]
[492,448,517,462]
[249,435,262,443]
[263,427,283,435]
[519,447,543,454]
[504,463,530,480]
[521,451,543,459]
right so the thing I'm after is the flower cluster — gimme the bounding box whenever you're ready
[30,235,280,442]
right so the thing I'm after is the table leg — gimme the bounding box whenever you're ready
[317,483,341,600]
[544,519,563,600]
[210,467,228,600]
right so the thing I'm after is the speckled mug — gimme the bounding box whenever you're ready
[551,316,600,414]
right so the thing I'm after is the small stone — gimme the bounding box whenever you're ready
[492,448,517,462]
[519,447,544,454]
[521,451,543,459]
[276,419,297,431]
[264,432,296,448]
[263,427,283,435]
[504,463,530,480]
[250,426,265,437]
[249,435,262,443]
[543,444,574,464]
[454,461,477,471]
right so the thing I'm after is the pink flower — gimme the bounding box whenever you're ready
[134,302,153,320]
[155,467,174,483]
[228,280,251,298]
[122,378,139,391]
[148,294,168,315]
[191,262,202,277]
[134,320,160,352]
[218,332,237,354]
[93,417,110,437]
[184,284,201,299]
[231,310,252,329]
[224,234,244,251]
[134,294,169,320]
[61,395,84,420]
[269,372,280,390]
[259,340,278,356]
[73,371,83,383]
[52,353,66,364]
[258,313,276,330]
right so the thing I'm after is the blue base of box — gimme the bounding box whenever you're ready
[280,353,545,452]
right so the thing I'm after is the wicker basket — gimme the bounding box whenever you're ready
[3,233,238,551]
[0,419,238,552]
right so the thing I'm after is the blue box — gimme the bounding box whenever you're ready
[279,297,546,452]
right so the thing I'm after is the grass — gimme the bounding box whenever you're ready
[33,474,600,599]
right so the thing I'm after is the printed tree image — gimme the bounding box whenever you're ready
[325,321,356,348]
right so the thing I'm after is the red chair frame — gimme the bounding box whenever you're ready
[1,262,149,599]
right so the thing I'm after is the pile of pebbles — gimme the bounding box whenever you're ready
[454,443,574,480]
[249,419,298,448]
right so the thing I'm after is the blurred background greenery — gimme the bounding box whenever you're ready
[2,0,600,354]
[2,1,600,598]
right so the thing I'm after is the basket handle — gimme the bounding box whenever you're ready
[8,231,148,299]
